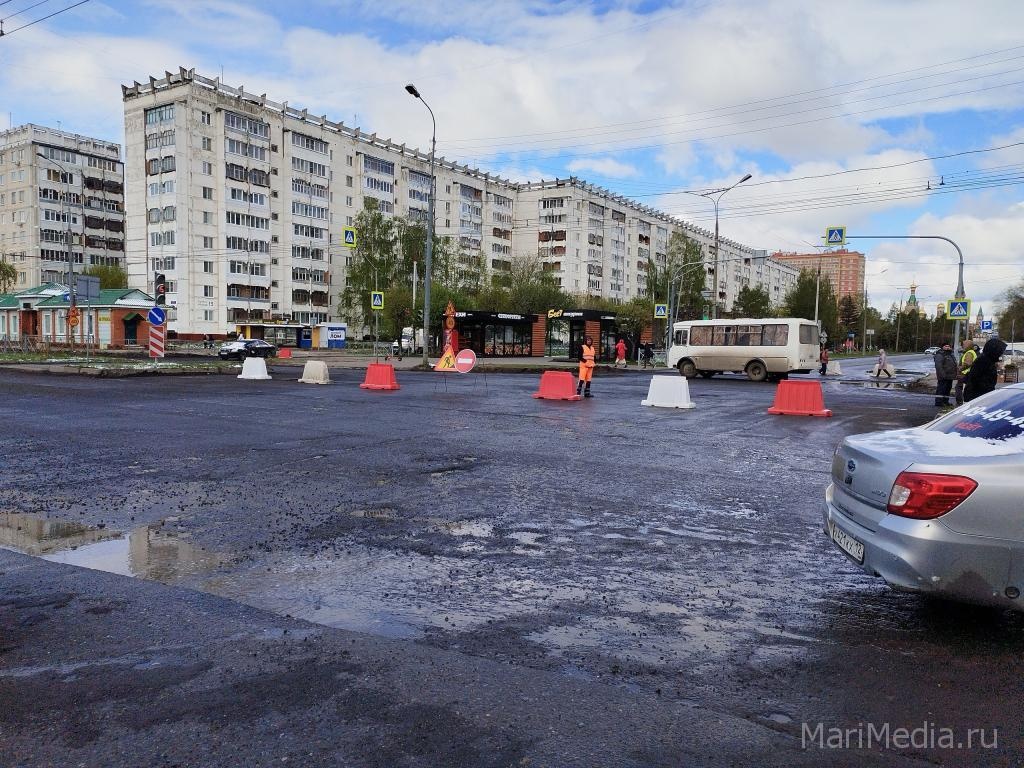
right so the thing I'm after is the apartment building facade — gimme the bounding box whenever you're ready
[770,249,866,302]
[0,124,125,291]
[122,69,795,337]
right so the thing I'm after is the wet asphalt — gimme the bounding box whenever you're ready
[0,363,1022,767]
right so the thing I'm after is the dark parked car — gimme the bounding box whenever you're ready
[218,339,278,360]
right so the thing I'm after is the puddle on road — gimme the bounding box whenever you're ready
[0,512,224,583]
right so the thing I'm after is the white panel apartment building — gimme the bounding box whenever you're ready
[515,178,797,309]
[122,69,519,338]
[0,124,125,291]
[122,69,793,337]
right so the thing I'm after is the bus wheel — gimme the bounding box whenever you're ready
[746,361,768,382]
[678,360,697,378]
[699,371,715,378]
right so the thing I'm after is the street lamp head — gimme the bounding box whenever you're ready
[738,173,752,184]
[405,84,420,98]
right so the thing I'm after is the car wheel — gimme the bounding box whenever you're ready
[678,360,697,378]
[746,361,768,382]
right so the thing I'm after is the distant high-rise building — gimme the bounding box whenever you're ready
[0,124,125,290]
[769,248,866,302]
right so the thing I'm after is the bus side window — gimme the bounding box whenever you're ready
[674,329,688,345]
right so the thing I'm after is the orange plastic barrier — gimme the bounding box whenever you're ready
[767,379,832,417]
[277,348,292,359]
[360,362,400,391]
[532,370,581,401]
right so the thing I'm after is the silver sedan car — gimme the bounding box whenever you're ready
[823,383,1024,611]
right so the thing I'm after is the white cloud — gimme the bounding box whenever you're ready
[566,157,638,178]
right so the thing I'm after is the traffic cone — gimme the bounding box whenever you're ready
[532,370,581,401]
[767,379,832,417]
[360,362,400,391]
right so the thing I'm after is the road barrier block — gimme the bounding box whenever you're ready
[767,379,832,417]
[277,348,293,359]
[238,357,272,381]
[298,360,331,385]
[360,362,400,391]
[532,370,581,401]
[826,360,842,376]
[641,375,696,409]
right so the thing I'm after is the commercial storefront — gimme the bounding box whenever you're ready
[453,310,544,357]
[235,323,311,348]
[545,309,619,361]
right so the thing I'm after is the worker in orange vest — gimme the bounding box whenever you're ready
[577,335,596,398]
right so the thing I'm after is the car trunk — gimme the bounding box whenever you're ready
[831,432,914,532]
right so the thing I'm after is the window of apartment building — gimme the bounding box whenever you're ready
[291,132,329,154]
[364,177,393,194]
[201,161,213,175]
[201,136,213,151]
[203,310,215,322]
[291,178,328,198]
[203,285,215,298]
[200,111,212,125]
[293,224,326,239]
[149,231,175,246]
[230,188,267,206]
[224,112,270,139]
[291,157,328,177]
[203,261,214,273]
[202,186,214,200]
[345,175,352,187]
[226,236,270,253]
[202,236,214,249]
[226,211,270,229]
[346,155,353,166]
[46,169,74,185]
[292,201,328,219]
[145,104,175,125]
[346,216,353,226]
[363,155,394,176]
[226,138,267,161]
[344,196,352,207]
[202,211,213,224]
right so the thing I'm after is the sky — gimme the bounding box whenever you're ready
[1,0,1022,316]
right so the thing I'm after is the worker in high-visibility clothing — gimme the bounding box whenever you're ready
[577,335,596,398]
[955,338,977,406]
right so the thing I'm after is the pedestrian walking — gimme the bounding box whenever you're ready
[933,341,958,407]
[615,337,627,368]
[963,337,1007,402]
[576,335,596,398]
[955,338,977,406]
[640,342,654,368]
[872,349,892,378]
[818,346,829,376]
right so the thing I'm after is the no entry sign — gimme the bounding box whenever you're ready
[454,349,477,374]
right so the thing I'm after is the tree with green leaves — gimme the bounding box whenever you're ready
[84,264,128,290]
[731,284,772,318]
[338,199,402,335]
[783,268,838,342]
[646,231,706,321]
[0,259,16,294]
[837,294,862,341]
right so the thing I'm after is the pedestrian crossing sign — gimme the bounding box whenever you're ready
[946,299,971,320]
[825,226,846,245]
[654,303,668,319]
[342,227,358,248]
[370,291,384,311]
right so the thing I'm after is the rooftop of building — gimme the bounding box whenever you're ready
[0,123,121,157]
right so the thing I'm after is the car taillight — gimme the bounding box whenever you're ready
[886,472,978,519]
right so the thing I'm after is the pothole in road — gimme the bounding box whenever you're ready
[0,512,225,583]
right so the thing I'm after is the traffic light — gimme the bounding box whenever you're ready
[155,273,166,305]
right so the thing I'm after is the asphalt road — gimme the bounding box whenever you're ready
[1,364,1020,767]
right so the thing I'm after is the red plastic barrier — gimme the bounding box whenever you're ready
[532,370,581,401]
[767,379,832,417]
[360,362,400,391]
[277,348,292,359]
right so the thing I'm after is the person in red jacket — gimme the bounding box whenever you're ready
[819,346,829,376]
[615,337,627,368]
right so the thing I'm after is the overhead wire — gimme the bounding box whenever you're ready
[0,0,89,37]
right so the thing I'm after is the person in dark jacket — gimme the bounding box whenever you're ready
[933,342,958,407]
[964,337,1008,402]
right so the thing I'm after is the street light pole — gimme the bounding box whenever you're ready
[405,83,436,364]
[680,174,751,319]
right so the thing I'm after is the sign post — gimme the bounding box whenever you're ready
[148,306,166,359]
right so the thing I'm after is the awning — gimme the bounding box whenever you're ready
[122,312,143,322]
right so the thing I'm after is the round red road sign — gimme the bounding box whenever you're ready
[454,348,477,373]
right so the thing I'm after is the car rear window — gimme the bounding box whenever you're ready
[928,389,1024,440]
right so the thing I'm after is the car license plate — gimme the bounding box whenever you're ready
[829,521,865,564]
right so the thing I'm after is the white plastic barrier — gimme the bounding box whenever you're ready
[237,356,272,380]
[298,360,331,385]
[641,375,696,409]
[826,360,843,376]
